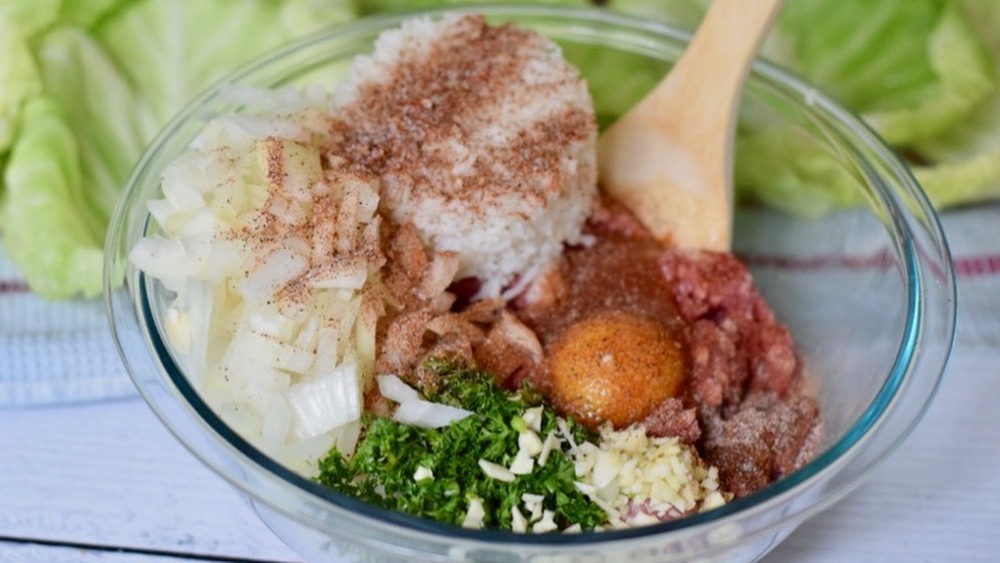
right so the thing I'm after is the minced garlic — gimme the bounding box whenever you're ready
[571,423,728,528]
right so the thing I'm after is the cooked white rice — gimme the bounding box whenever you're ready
[331,14,598,298]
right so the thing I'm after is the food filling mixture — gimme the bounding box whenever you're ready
[131,14,821,532]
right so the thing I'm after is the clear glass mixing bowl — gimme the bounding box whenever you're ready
[105,5,956,562]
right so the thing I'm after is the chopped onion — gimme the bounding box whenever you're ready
[518,430,543,457]
[132,88,387,478]
[532,510,558,533]
[176,208,223,240]
[376,374,420,404]
[237,247,308,303]
[164,307,192,355]
[161,173,206,211]
[314,327,339,373]
[592,450,622,490]
[509,448,535,475]
[478,459,516,483]
[246,307,296,342]
[213,345,290,412]
[239,330,315,375]
[287,363,362,440]
[538,430,561,467]
[282,431,337,478]
[511,506,528,533]
[129,236,188,281]
[147,198,176,229]
[413,466,434,482]
[307,258,368,289]
[393,399,473,429]
[261,394,293,457]
[462,497,486,530]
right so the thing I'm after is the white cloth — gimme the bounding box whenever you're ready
[0,248,135,405]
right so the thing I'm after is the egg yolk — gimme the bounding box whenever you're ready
[548,311,686,429]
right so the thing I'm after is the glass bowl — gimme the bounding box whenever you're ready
[104,5,956,562]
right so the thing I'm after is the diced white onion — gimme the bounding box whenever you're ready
[132,87,388,480]
[414,466,434,482]
[261,394,293,456]
[164,307,192,355]
[314,327,339,373]
[211,349,290,412]
[281,431,337,478]
[287,363,362,440]
[509,448,535,475]
[393,399,473,429]
[239,330,315,374]
[377,374,420,404]
[246,307,296,342]
[538,431,561,467]
[129,236,188,281]
[511,506,528,533]
[331,419,363,458]
[308,258,368,289]
[532,510,558,533]
[147,198,176,229]
[522,406,544,433]
[522,493,544,523]
[238,247,308,303]
[592,450,622,490]
[176,208,222,240]
[478,459,516,483]
[293,317,320,352]
[462,497,486,530]
[162,176,206,211]
[518,430,543,457]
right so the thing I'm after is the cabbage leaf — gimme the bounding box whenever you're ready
[912,0,1000,207]
[1,97,104,298]
[608,0,1000,215]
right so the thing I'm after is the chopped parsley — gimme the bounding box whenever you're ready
[316,360,607,531]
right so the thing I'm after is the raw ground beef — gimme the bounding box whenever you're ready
[514,202,821,497]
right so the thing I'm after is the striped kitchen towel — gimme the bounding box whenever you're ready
[0,247,135,406]
[1,203,997,406]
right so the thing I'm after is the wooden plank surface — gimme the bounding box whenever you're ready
[0,398,301,562]
[1,541,192,562]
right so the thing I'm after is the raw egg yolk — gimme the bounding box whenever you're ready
[548,311,686,429]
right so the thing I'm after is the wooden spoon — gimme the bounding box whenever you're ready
[597,0,784,251]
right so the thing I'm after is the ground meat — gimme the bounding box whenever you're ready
[657,248,815,496]
[376,199,819,499]
[687,319,747,408]
[744,320,798,396]
[660,249,799,402]
[701,388,820,497]
[510,204,819,498]
[641,398,701,444]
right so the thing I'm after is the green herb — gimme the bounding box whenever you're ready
[316,361,606,531]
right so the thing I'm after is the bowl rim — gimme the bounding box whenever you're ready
[108,2,956,551]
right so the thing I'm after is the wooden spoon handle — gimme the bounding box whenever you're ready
[597,0,783,251]
[655,0,784,134]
